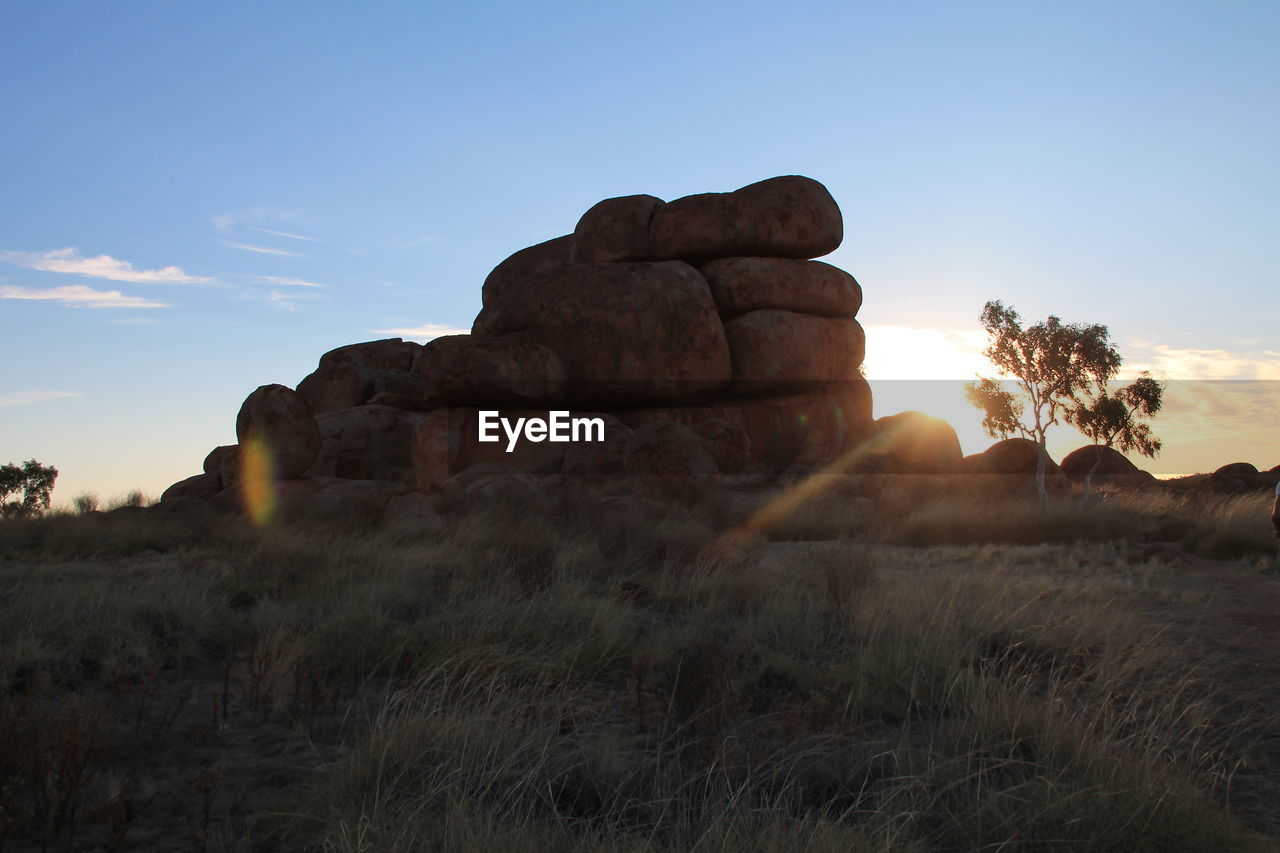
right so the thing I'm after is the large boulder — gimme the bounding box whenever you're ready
[203,445,240,488]
[649,175,842,262]
[622,382,872,471]
[235,384,321,479]
[161,472,222,503]
[297,338,420,414]
[311,405,424,485]
[297,358,372,414]
[701,258,861,319]
[274,477,416,522]
[622,421,720,500]
[959,438,1070,496]
[318,338,419,373]
[417,335,567,407]
[412,407,575,488]
[571,194,664,263]
[1060,445,1157,488]
[481,234,573,309]
[868,412,962,474]
[724,310,865,397]
[473,261,732,407]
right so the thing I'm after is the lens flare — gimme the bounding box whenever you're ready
[712,418,915,552]
[239,433,278,527]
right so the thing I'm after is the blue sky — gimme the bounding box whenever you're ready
[3,0,1278,501]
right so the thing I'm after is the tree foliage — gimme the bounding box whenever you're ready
[964,301,1164,457]
[1069,373,1164,457]
[0,459,59,519]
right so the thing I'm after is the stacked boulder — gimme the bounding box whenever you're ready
[162,175,872,514]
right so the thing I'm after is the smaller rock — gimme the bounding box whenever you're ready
[161,472,222,503]
[481,234,574,309]
[203,445,240,488]
[235,384,321,479]
[417,335,567,407]
[701,257,861,318]
[622,421,720,500]
[868,412,963,475]
[649,175,843,262]
[297,359,372,414]
[571,194,664,263]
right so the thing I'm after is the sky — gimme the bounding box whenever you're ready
[2,0,1278,503]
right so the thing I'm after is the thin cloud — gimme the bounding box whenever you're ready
[250,226,319,242]
[0,390,82,407]
[218,240,303,257]
[0,248,209,283]
[250,275,327,288]
[1124,339,1280,380]
[397,234,440,249]
[371,323,470,342]
[262,289,328,312]
[0,284,169,309]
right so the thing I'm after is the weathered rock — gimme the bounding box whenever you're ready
[382,491,448,537]
[571,194,664,263]
[724,310,865,397]
[299,339,418,414]
[622,383,870,471]
[869,412,963,474]
[311,405,424,484]
[372,370,429,402]
[481,234,573,309]
[411,407,572,488]
[1060,445,1157,488]
[701,257,861,318]
[161,472,222,503]
[1213,462,1259,480]
[959,438,1070,496]
[318,338,419,373]
[235,384,321,479]
[418,335,567,407]
[441,463,550,509]
[275,477,414,521]
[622,421,720,500]
[296,359,373,414]
[203,445,240,488]
[474,261,732,407]
[560,415,632,481]
[649,175,842,262]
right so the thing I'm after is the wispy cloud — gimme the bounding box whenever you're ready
[250,226,319,242]
[254,289,328,312]
[0,284,169,309]
[1124,339,1280,380]
[371,323,470,342]
[0,248,209,284]
[250,275,327,288]
[0,390,81,407]
[397,234,440,249]
[218,240,303,257]
[212,208,299,233]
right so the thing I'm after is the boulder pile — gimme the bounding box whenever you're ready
[162,175,873,516]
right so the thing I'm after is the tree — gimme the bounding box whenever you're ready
[964,301,1163,457]
[0,459,59,519]
[1069,373,1164,457]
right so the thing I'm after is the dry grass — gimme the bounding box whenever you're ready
[0,484,1275,850]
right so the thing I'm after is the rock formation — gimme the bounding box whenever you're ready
[161,175,873,517]
[958,438,1071,496]
[1059,445,1157,489]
